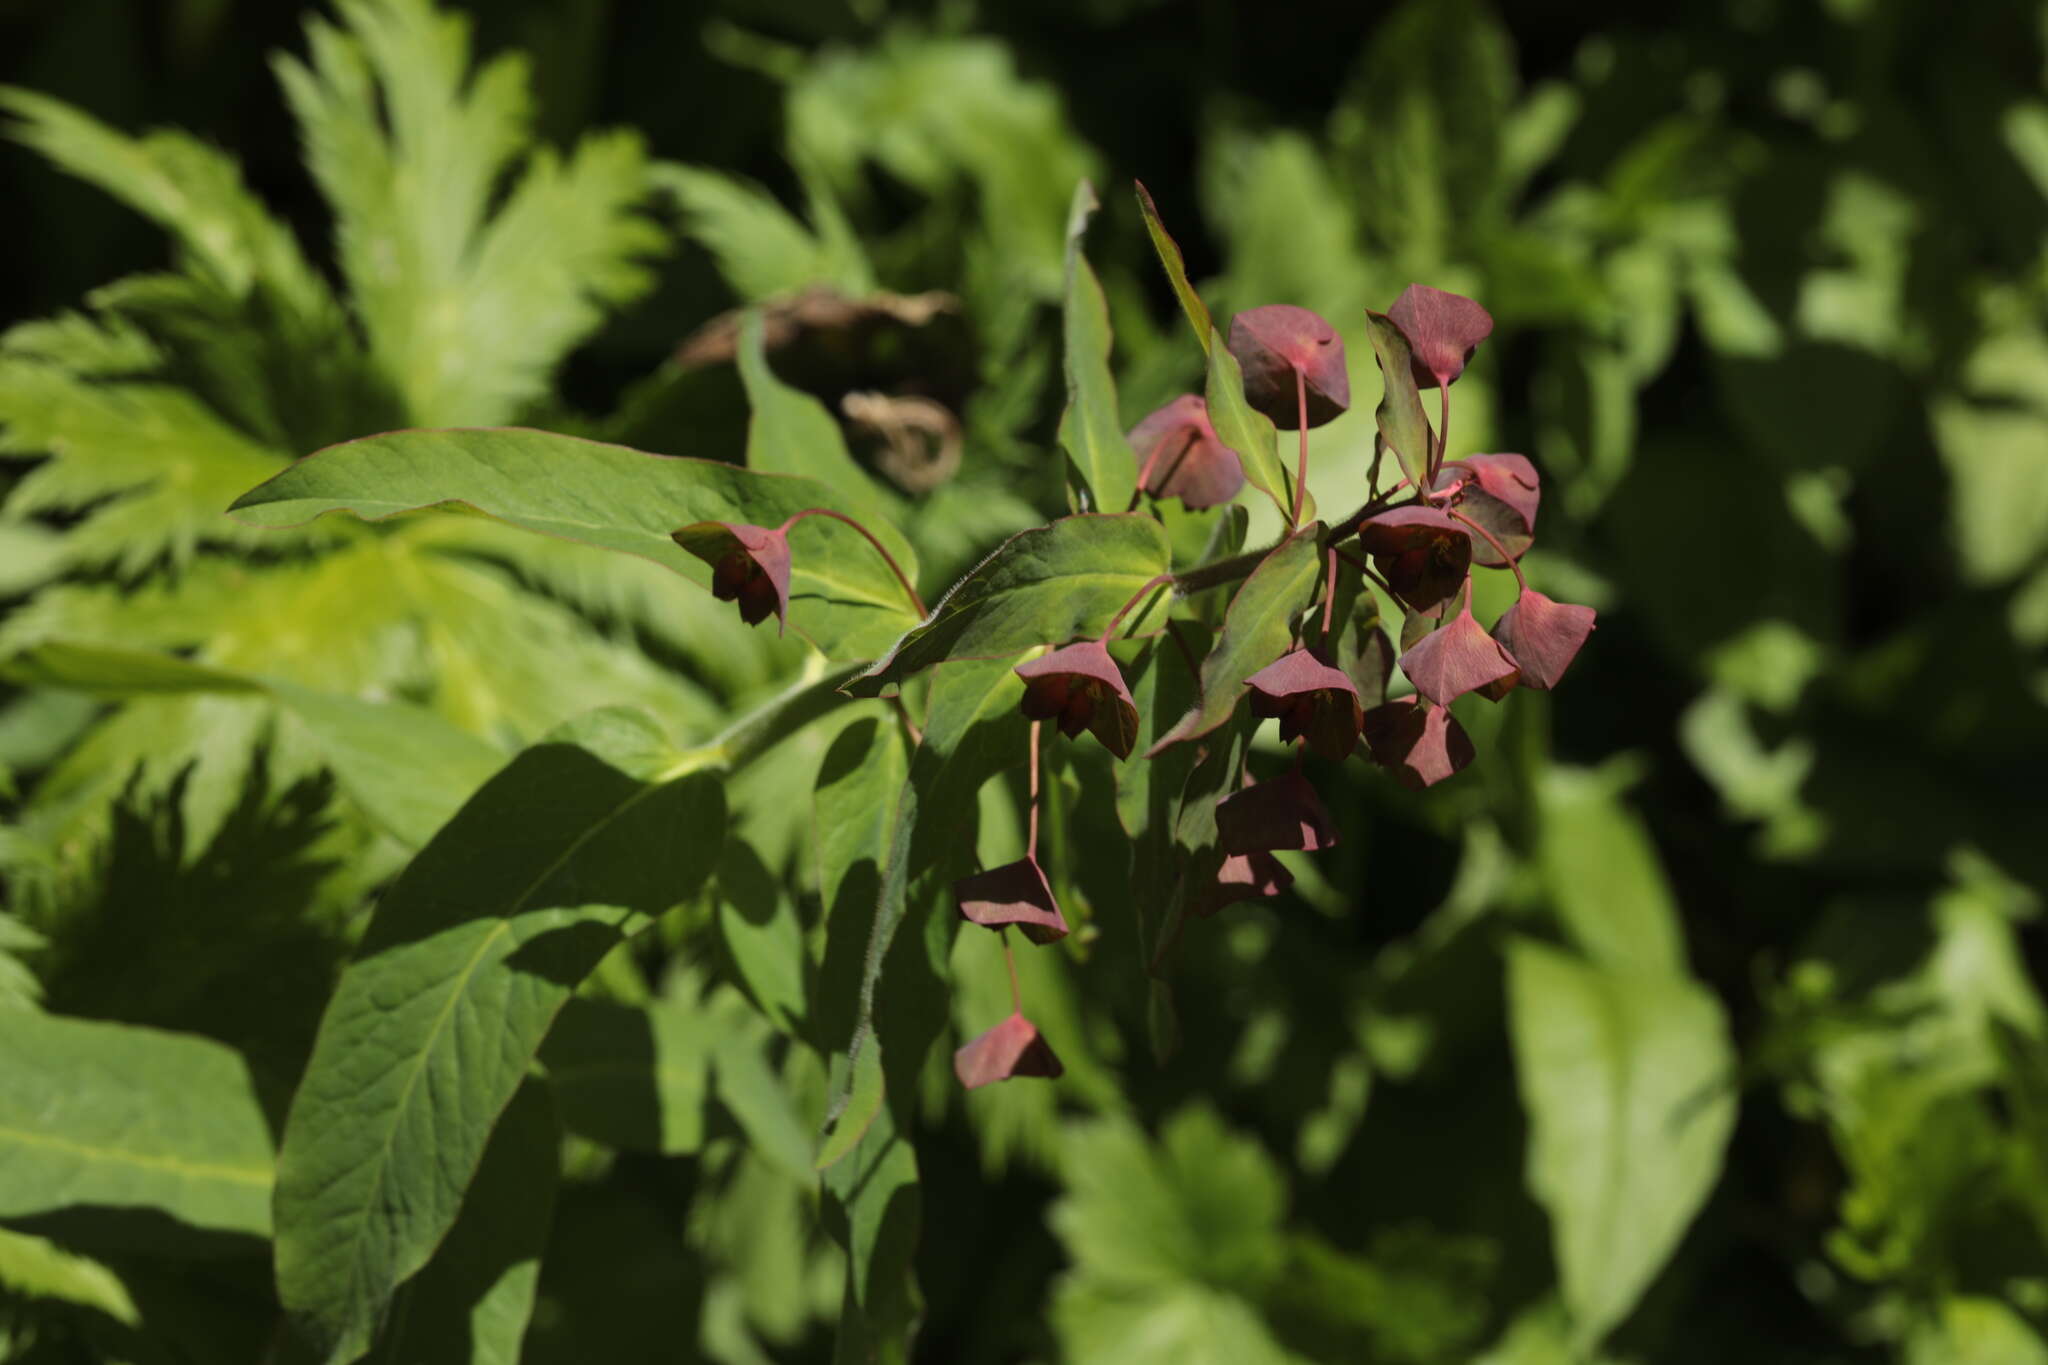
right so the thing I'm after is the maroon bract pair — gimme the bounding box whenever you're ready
[673,521,792,631]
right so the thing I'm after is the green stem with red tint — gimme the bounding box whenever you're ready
[1446,507,1528,594]
[779,507,928,617]
[1099,573,1175,642]
[1292,367,1310,528]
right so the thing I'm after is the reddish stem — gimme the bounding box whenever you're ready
[1332,544,1398,602]
[1431,383,1451,488]
[1099,573,1174,642]
[779,508,927,616]
[1128,429,1193,511]
[1447,508,1528,594]
[1292,367,1310,527]
[1321,546,1339,646]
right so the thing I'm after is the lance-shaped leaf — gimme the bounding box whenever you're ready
[0,1011,273,1243]
[1059,181,1138,513]
[1364,311,1435,488]
[1134,179,1212,352]
[1507,941,1736,1352]
[819,661,1026,1357]
[1150,523,1323,754]
[850,514,1170,695]
[229,426,921,659]
[365,1081,558,1365]
[273,708,725,1364]
[1206,329,1310,524]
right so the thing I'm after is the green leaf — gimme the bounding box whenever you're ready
[1364,312,1435,489]
[1205,330,1306,524]
[1906,1296,2048,1365]
[1506,941,1736,1352]
[541,997,708,1155]
[367,1080,558,1365]
[1134,180,1214,353]
[821,1098,921,1365]
[273,0,662,426]
[707,993,816,1183]
[4,641,503,847]
[273,709,725,1364]
[1055,1282,1298,1365]
[0,1226,138,1326]
[1535,766,1686,975]
[0,1011,272,1240]
[652,162,871,301]
[1150,525,1323,753]
[228,426,922,660]
[737,309,899,531]
[715,839,810,1038]
[1059,180,1138,514]
[1933,397,2048,585]
[849,513,1170,694]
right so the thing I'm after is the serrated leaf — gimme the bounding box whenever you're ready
[366,1080,558,1365]
[228,426,921,660]
[653,162,871,301]
[1059,180,1138,514]
[273,709,725,1364]
[0,1011,272,1241]
[5,641,503,847]
[1364,312,1435,489]
[1205,330,1307,524]
[850,513,1170,694]
[1506,941,1735,1352]
[541,997,708,1155]
[1151,524,1323,753]
[273,0,662,425]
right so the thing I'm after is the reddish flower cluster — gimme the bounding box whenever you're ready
[670,268,1595,1091]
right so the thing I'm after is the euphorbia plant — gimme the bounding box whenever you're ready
[217,173,1595,1362]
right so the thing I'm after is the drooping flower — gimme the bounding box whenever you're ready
[1356,507,1472,613]
[1399,600,1519,707]
[671,521,792,631]
[1216,769,1337,855]
[1386,284,1494,390]
[1437,453,1539,566]
[1245,649,1364,760]
[955,1012,1064,1089]
[1362,699,1475,789]
[1127,395,1244,510]
[1194,851,1294,919]
[953,856,1069,945]
[1225,304,1351,428]
[1016,641,1140,760]
[1490,591,1597,691]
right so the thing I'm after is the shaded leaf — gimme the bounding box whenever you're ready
[1060,180,1138,513]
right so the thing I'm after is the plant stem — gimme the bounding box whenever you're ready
[1447,508,1528,593]
[781,508,927,617]
[1332,544,1398,601]
[1432,382,1451,488]
[1026,720,1042,859]
[1321,546,1338,646]
[1099,573,1174,641]
[1292,367,1309,528]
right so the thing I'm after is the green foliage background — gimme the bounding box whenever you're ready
[2,0,2046,1361]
